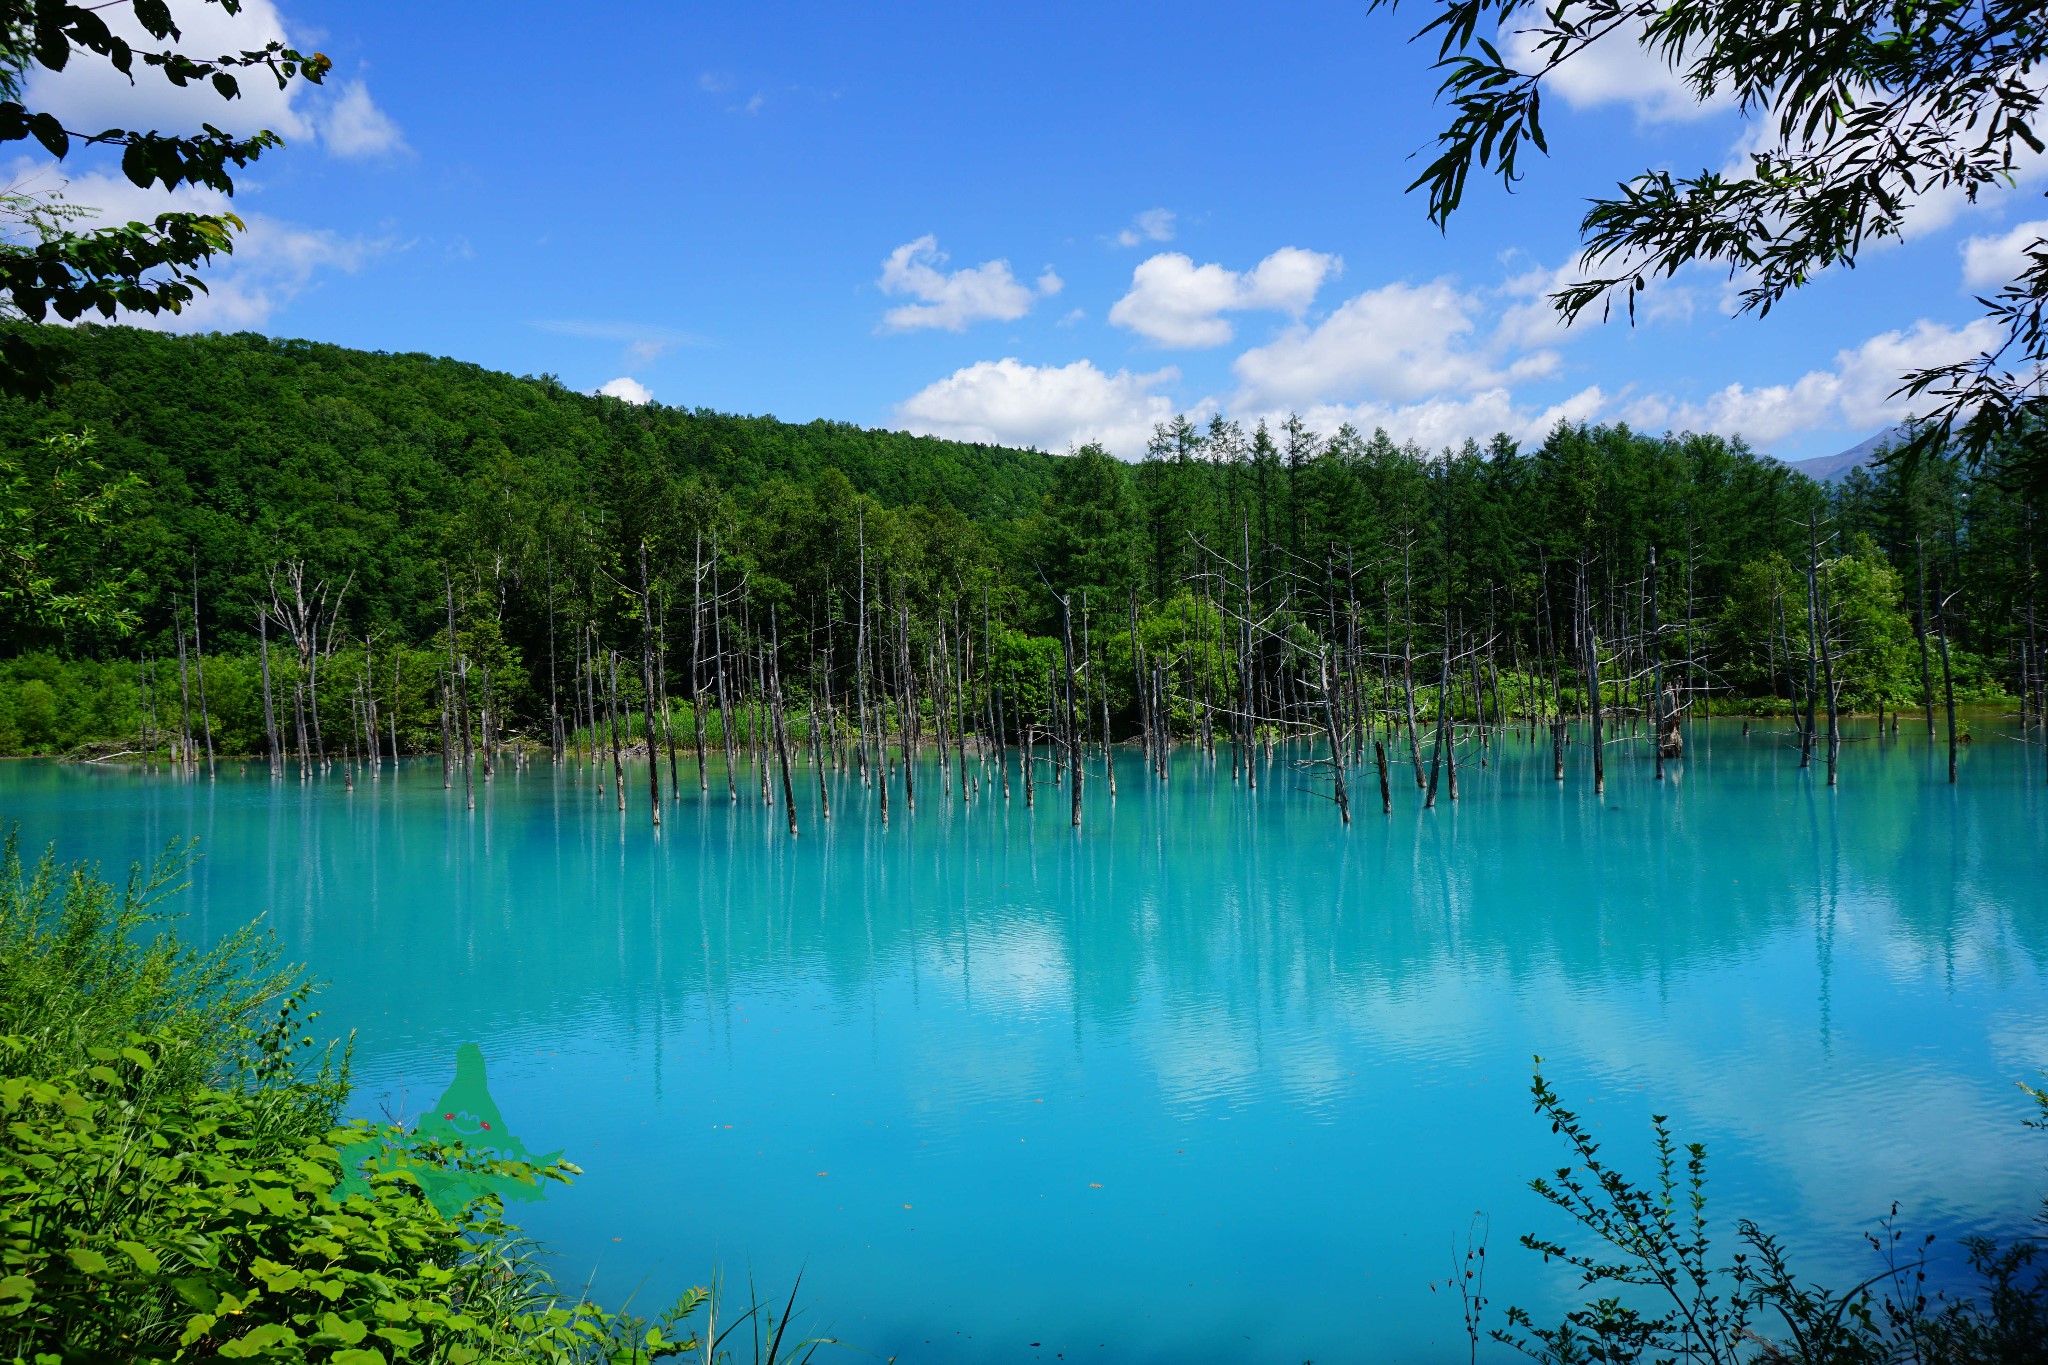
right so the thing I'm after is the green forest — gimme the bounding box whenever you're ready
[0,323,2037,776]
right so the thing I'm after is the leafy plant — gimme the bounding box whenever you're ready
[1489,1058,2047,1364]
[0,1033,743,1363]
[0,827,339,1121]
[0,838,839,1364]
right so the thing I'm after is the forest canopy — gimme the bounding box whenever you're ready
[0,321,2036,759]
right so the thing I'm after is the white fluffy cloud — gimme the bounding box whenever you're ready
[6,159,381,329]
[320,80,408,158]
[1960,219,2048,289]
[894,357,1179,455]
[1108,247,1339,347]
[1282,386,1609,452]
[597,377,654,404]
[1621,318,2000,445]
[877,235,1059,332]
[1115,208,1176,247]
[1501,9,1721,122]
[1232,278,1554,408]
[23,0,403,158]
[27,0,307,140]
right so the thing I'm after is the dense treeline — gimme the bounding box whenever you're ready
[0,325,2039,784]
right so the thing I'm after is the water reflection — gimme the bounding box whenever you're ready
[2,718,2043,1364]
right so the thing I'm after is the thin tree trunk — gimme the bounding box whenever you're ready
[609,650,626,811]
[1319,646,1350,824]
[174,612,194,772]
[639,541,662,826]
[259,608,281,778]
[190,564,214,775]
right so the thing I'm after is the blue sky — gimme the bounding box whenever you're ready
[19,0,2048,461]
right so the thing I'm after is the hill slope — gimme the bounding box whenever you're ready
[0,324,1058,639]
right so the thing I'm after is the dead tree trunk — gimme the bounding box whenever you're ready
[770,609,799,837]
[639,541,662,826]
[608,650,626,811]
[1058,590,1083,830]
[1319,646,1350,824]
[258,606,280,778]
[190,563,215,776]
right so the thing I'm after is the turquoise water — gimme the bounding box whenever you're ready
[4,719,2045,1362]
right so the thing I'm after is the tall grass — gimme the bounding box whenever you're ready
[0,827,348,1124]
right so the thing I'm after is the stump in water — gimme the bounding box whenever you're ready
[1656,684,1684,760]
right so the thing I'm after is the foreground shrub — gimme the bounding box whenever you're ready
[0,840,831,1364]
[0,830,341,1121]
[1486,1060,2048,1365]
[0,1033,740,1362]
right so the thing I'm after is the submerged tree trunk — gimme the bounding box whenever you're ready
[639,541,662,827]
[1059,592,1083,830]
[174,612,194,772]
[769,609,799,837]
[1936,573,1959,783]
[1319,646,1350,824]
[190,564,215,776]
[1915,536,1937,739]
[608,650,626,811]
[258,608,281,778]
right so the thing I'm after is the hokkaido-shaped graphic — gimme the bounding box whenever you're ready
[334,1043,564,1217]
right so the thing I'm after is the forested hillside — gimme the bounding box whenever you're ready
[0,323,2038,761]
[0,324,1057,649]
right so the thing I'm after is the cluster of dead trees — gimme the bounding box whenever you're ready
[120,497,2035,818]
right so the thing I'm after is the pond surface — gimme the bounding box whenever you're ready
[5,719,2046,1363]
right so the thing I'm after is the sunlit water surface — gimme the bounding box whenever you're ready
[4,718,2045,1363]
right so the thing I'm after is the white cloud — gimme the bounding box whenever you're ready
[319,80,407,158]
[894,357,1180,456]
[597,376,654,404]
[26,0,309,141]
[1232,278,1545,407]
[1960,218,2048,289]
[1621,318,2001,445]
[876,235,1059,332]
[1108,247,1340,348]
[1282,385,1609,453]
[23,0,402,162]
[1501,9,1721,122]
[1115,208,1176,247]
[5,159,379,329]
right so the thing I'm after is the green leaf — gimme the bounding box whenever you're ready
[171,1276,221,1310]
[219,1322,298,1357]
[312,1313,368,1346]
[63,1246,109,1276]
[26,111,68,160]
[114,1239,161,1275]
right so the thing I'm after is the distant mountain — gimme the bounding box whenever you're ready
[1784,425,1910,482]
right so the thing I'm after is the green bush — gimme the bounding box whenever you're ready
[1484,1061,2048,1364]
[0,831,334,1122]
[0,835,831,1364]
